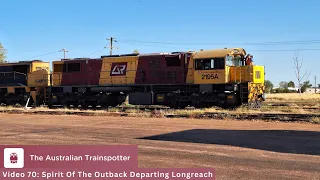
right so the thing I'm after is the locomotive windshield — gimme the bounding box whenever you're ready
[225,55,244,66]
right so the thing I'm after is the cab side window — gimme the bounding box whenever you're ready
[67,63,81,72]
[195,58,225,70]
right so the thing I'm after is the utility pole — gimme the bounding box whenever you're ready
[60,48,69,59]
[106,37,118,55]
[315,76,317,93]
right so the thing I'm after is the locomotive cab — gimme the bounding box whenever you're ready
[226,50,265,108]
[193,48,246,84]
[193,53,226,84]
[192,48,265,108]
[0,60,50,106]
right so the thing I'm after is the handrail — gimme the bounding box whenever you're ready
[0,71,28,83]
[234,66,236,83]
[0,71,27,76]
[0,71,28,86]
[240,66,242,82]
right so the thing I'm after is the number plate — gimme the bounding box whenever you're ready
[201,74,219,80]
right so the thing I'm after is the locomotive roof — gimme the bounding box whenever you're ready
[101,52,190,58]
[54,48,247,62]
[0,60,44,66]
[193,48,247,59]
[58,58,102,62]
[54,52,190,63]
[137,52,191,56]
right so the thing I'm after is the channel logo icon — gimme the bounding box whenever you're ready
[3,148,24,168]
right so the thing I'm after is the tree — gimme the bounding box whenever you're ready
[0,42,7,63]
[293,51,311,94]
[279,81,288,89]
[287,81,295,88]
[301,81,312,93]
[264,80,273,93]
[318,84,320,88]
[133,49,140,54]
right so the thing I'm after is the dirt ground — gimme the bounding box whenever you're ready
[0,113,319,180]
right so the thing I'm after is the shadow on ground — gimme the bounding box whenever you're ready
[138,129,320,155]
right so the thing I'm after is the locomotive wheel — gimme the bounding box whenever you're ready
[61,100,71,108]
[81,105,90,109]
[178,103,188,109]
[117,95,127,105]
[107,96,119,107]
[103,94,126,107]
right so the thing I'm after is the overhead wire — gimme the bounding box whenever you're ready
[249,48,320,52]
[119,41,320,52]
[118,41,182,49]
[27,50,61,59]
[19,39,320,60]
[118,40,320,52]
[87,47,107,56]
[117,39,320,46]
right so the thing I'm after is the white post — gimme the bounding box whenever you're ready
[24,95,31,109]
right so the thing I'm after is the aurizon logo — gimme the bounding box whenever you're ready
[110,62,128,76]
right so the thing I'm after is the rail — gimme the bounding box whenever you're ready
[49,104,319,112]
[0,71,27,77]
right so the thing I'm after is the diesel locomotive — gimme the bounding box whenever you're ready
[0,48,265,109]
[0,60,49,106]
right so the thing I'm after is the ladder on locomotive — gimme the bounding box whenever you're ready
[44,73,53,107]
[233,66,250,104]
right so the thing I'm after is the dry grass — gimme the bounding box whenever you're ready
[266,93,320,102]
[0,106,107,114]
[0,106,318,125]
[0,100,319,121]
[311,117,320,124]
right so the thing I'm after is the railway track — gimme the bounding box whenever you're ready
[113,106,320,112]
[5,103,318,112]
[0,107,319,124]
[165,112,320,122]
[265,101,320,106]
[102,105,320,112]
[47,102,320,109]
[2,102,319,112]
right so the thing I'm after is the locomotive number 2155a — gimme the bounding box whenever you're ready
[201,73,219,80]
